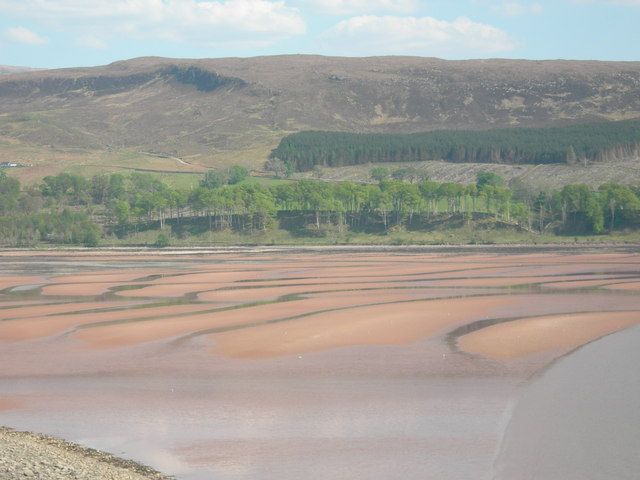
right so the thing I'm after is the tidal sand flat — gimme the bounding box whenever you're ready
[1,248,639,479]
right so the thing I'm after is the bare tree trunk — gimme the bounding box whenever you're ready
[609,201,616,233]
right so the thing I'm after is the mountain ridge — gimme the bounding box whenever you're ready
[1,55,639,177]
[0,65,40,75]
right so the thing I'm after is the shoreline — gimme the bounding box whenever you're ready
[0,427,171,480]
[1,242,640,255]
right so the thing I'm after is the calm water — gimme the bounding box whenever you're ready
[0,373,515,479]
[494,325,640,480]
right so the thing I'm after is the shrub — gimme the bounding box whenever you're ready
[154,233,170,248]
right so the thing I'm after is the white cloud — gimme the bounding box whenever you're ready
[0,0,306,47]
[308,0,418,15]
[320,15,517,57]
[490,1,543,16]
[5,26,48,45]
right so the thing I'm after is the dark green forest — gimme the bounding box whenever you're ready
[271,119,640,171]
[1,168,640,247]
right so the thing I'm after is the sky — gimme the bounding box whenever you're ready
[0,0,638,68]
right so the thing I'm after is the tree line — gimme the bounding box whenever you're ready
[270,119,640,171]
[0,169,639,246]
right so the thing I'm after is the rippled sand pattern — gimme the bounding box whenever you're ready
[1,249,640,479]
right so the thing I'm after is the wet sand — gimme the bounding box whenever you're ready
[458,311,640,359]
[605,280,640,291]
[0,248,639,479]
[0,276,45,291]
[0,397,22,412]
[211,295,526,359]
[0,303,220,342]
[0,301,142,321]
[75,289,462,349]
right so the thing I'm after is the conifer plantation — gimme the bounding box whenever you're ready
[272,119,640,171]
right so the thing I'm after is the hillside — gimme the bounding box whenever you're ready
[293,158,640,190]
[0,66,38,75]
[1,55,640,179]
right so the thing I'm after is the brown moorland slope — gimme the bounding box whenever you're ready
[0,66,39,75]
[1,55,640,177]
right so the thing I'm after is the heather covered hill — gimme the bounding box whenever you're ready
[0,66,39,75]
[1,55,640,173]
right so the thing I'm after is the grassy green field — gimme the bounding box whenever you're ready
[0,134,276,185]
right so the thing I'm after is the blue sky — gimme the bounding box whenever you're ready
[0,0,638,68]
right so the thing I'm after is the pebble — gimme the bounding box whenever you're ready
[0,427,172,480]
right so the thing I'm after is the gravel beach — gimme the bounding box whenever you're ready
[0,427,171,480]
